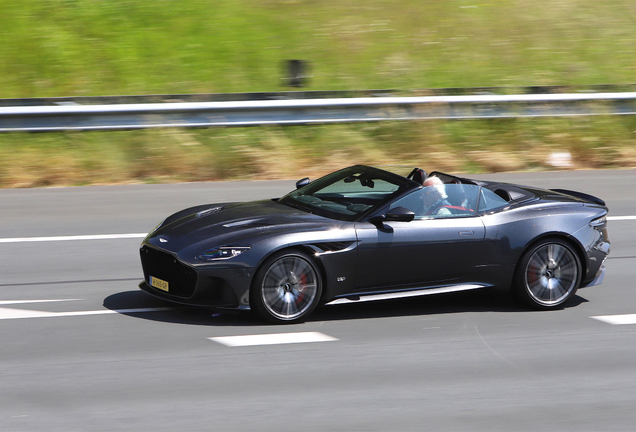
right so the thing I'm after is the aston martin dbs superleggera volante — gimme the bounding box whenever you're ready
[139,165,610,323]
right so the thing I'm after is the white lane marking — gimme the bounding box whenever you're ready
[0,215,630,244]
[0,233,147,244]
[591,314,636,325]
[0,306,171,320]
[0,308,55,319]
[209,332,339,347]
[0,299,81,305]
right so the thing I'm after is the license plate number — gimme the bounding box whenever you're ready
[150,276,169,292]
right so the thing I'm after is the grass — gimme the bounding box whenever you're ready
[0,0,635,187]
[2,116,636,188]
[2,0,636,97]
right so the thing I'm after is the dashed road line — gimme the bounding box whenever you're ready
[209,332,339,347]
[0,307,172,320]
[0,307,171,320]
[607,216,636,221]
[0,233,147,244]
[0,299,81,305]
[0,215,632,244]
[591,314,636,325]
[0,299,171,320]
[0,214,632,245]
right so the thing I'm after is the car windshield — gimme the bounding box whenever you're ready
[279,165,411,221]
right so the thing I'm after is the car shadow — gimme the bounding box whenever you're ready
[104,287,588,327]
[103,290,260,327]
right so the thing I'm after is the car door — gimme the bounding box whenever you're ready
[353,184,487,291]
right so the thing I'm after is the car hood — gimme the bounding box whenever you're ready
[145,199,345,254]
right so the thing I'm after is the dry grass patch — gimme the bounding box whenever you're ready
[1,115,636,188]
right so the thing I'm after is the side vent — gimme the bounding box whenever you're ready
[310,242,355,254]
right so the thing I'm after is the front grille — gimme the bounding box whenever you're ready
[140,246,198,298]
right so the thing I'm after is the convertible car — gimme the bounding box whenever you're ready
[139,165,610,323]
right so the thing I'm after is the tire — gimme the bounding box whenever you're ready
[513,238,582,309]
[250,250,322,324]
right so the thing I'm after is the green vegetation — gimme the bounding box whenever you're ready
[2,116,636,188]
[1,0,635,187]
[2,0,636,96]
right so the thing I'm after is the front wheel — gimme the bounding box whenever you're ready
[514,239,582,309]
[250,250,322,324]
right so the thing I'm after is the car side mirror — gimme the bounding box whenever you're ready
[386,207,415,222]
[369,207,415,225]
[296,177,310,189]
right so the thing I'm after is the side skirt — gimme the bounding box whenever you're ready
[325,284,489,306]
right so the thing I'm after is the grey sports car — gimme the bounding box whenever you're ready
[139,165,610,323]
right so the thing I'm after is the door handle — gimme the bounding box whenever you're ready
[458,231,474,236]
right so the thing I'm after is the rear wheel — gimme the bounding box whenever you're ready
[250,250,322,324]
[514,238,581,309]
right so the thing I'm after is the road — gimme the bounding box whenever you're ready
[1,170,635,431]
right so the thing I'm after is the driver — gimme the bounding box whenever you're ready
[422,176,452,217]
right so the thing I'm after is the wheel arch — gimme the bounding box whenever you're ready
[297,245,330,303]
[514,232,587,283]
[250,245,330,304]
[248,245,326,323]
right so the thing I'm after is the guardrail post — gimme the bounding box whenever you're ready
[285,60,310,87]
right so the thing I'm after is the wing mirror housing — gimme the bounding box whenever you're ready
[369,207,415,225]
[386,207,415,222]
[296,177,310,189]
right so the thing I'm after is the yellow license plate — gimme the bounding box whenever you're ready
[150,276,169,292]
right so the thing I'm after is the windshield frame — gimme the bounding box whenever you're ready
[278,165,417,222]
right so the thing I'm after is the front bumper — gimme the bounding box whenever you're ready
[139,245,254,309]
[581,264,605,288]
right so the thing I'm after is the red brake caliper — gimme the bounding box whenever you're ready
[295,272,307,305]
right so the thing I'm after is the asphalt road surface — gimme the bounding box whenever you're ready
[1,169,635,432]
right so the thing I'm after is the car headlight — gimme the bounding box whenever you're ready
[196,245,251,261]
[590,215,607,227]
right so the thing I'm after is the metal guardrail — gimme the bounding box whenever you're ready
[0,90,399,107]
[1,91,636,132]
[3,84,636,107]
